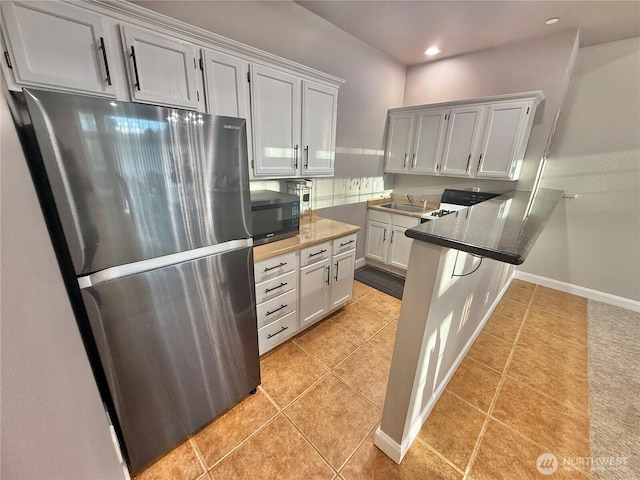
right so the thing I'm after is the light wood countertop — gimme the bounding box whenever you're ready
[253,215,360,262]
[367,197,439,218]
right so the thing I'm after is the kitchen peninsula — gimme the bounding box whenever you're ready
[374,189,563,463]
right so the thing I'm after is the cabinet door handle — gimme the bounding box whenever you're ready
[266,304,288,316]
[326,265,331,284]
[477,154,483,173]
[293,144,299,169]
[412,153,417,168]
[465,153,472,172]
[304,145,309,169]
[390,230,395,244]
[383,229,387,242]
[99,37,111,86]
[309,249,327,257]
[265,282,288,294]
[334,262,339,281]
[403,153,408,168]
[264,262,287,272]
[340,239,355,247]
[130,46,141,91]
[267,325,289,339]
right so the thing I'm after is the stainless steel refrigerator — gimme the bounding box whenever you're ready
[12,89,260,474]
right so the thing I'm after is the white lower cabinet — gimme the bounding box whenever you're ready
[254,233,356,354]
[330,248,356,309]
[254,252,299,355]
[365,210,420,273]
[299,257,331,329]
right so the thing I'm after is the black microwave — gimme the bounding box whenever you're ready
[250,190,300,246]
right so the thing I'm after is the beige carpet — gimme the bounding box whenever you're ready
[587,300,640,479]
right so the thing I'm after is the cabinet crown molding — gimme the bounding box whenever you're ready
[85,0,345,88]
[389,90,545,114]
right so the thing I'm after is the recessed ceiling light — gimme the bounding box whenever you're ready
[425,46,441,56]
[545,17,560,25]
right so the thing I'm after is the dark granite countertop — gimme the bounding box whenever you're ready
[404,189,563,265]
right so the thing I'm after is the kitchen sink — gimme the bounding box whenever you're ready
[379,202,424,213]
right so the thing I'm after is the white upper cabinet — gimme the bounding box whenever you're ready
[250,64,300,177]
[475,101,531,178]
[440,105,484,176]
[385,108,448,174]
[250,64,339,178]
[385,91,544,180]
[120,24,198,109]
[1,1,116,96]
[411,109,448,173]
[201,48,249,119]
[384,112,414,173]
[301,80,338,176]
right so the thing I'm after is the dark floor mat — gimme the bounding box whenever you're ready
[354,266,405,300]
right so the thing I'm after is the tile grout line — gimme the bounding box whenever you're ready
[412,436,467,477]
[462,286,536,479]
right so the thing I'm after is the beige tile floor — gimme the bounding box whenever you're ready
[135,279,591,480]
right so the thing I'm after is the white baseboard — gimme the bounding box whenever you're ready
[514,271,640,313]
[373,428,404,464]
[355,257,367,270]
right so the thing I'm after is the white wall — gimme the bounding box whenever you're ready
[397,28,580,194]
[0,89,125,479]
[518,37,640,303]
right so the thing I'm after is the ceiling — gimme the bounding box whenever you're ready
[296,1,640,66]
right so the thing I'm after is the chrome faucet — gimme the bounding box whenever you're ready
[406,194,414,205]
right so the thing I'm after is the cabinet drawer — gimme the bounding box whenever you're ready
[368,209,391,224]
[393,214,421,229]
[256,289,297,328]
[300,241,331,267]
[258,311,298,355]
[254,251,298,283]
[255,270,297,304]
[332,234,357,254]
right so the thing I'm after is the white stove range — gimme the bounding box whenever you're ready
[420,189,501,223]
[420,203,467,222]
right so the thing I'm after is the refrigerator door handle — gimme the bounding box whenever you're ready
[78,238,253,289]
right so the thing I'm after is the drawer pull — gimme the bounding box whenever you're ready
[264,262,287,272]
[309,249,327,258]
[266,304,288,316]
[265,282,288,294]
[339,239,355,247]
[267,326,289,339]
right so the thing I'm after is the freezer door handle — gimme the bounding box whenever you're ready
[78,238,253,289]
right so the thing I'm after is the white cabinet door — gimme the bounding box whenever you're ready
[301,80,337,176]
[476,101,530,179]
[365,220,388,263]
[120,24,198,109]
[388,225,414,270]
[330,249,355,309]
[250,64,300,177]
[411,109,448,174]
[440,106,484,176]
[384,112,414,173]
[1,1,115,96]
[299,258,330,328]
[201,48,249,118]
